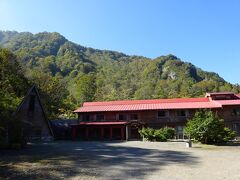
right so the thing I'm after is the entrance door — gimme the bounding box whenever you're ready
[176,126,184,139]
[130,125,141,139]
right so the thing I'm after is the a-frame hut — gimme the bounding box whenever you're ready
[15,85,53,141]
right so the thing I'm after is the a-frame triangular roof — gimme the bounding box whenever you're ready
[15,85,54,137]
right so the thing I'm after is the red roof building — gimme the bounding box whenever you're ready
[72,92,240,140]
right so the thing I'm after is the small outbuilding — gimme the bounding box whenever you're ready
[15,85,53,141]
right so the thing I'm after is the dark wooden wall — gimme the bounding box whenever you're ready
[16,90,52,141]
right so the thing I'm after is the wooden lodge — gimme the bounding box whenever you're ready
[72,92,240,140]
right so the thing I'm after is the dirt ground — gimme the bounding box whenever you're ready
[0,141,240,180]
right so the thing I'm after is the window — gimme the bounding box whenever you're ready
[232,109,240,116]
[176,110,186,117]
[118,114,127,121]
[96,114,104,121]
[130,114,138,120]
[158,110,168,117]
[83,114,90,121]
[213,95,233,100]
[28,95,35,113]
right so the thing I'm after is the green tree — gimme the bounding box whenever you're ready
[26,70,69,119]
[184,110,236,144]
[0,48,29,146]
[69,73,96,105]
[0,48,28,119]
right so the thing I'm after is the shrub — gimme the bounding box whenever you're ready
[154,129,167,142]
[160,127,175,139]
[139,127,175,142]
[184,110,236,144]
[139,127,155,141]
[222,127,236,142]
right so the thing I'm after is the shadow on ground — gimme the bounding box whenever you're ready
[0,141,198,179]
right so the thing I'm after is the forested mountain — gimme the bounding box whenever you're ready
[0,30,239,119]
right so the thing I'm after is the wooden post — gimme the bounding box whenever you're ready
[101,127,104,139]
[85,127,89,140]
[125,125,128,141]
[121,127,124,140]
[110,127,113,139]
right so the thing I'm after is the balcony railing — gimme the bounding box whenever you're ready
[80,116,189,123]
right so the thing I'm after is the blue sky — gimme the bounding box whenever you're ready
[0,0,240,84]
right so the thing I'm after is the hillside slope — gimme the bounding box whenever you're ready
[0,31,239,112]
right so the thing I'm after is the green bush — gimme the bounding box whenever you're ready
[139,127,175,142]
[222,127,236,142]
[138,127,155,141]
[154,129,167,142]
[184,110,236,144]
[160,127,175,139]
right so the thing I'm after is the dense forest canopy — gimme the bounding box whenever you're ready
[0,30,239,119]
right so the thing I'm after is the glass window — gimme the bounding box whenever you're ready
[83,114,90,121]
[118,114,127,120]
[232,109,240,116]
[96,114,104,121]
[158,110,168,117]
[130,114,138,120]
[177,110,186,117]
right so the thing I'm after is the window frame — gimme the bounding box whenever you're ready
[83,114,90,121]
[176,110,188,117]
[157,110,169,118]
[96,114,105,121]
[117,114,127,121]
[130,114,139,120]
[232,109,240,116]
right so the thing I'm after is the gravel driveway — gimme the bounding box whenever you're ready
[0,141,240,180]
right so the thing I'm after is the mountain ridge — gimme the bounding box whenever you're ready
[0,30,238,104]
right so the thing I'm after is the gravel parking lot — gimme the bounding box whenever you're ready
[0,141,240,180]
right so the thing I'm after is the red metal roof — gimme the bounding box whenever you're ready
[74,97,224,113]
[206,92,235,96]
[83,97,209,107]
[74,93,240,113]
[72,121,128,125]
[74,102,221,112]
[215,100,240,106]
